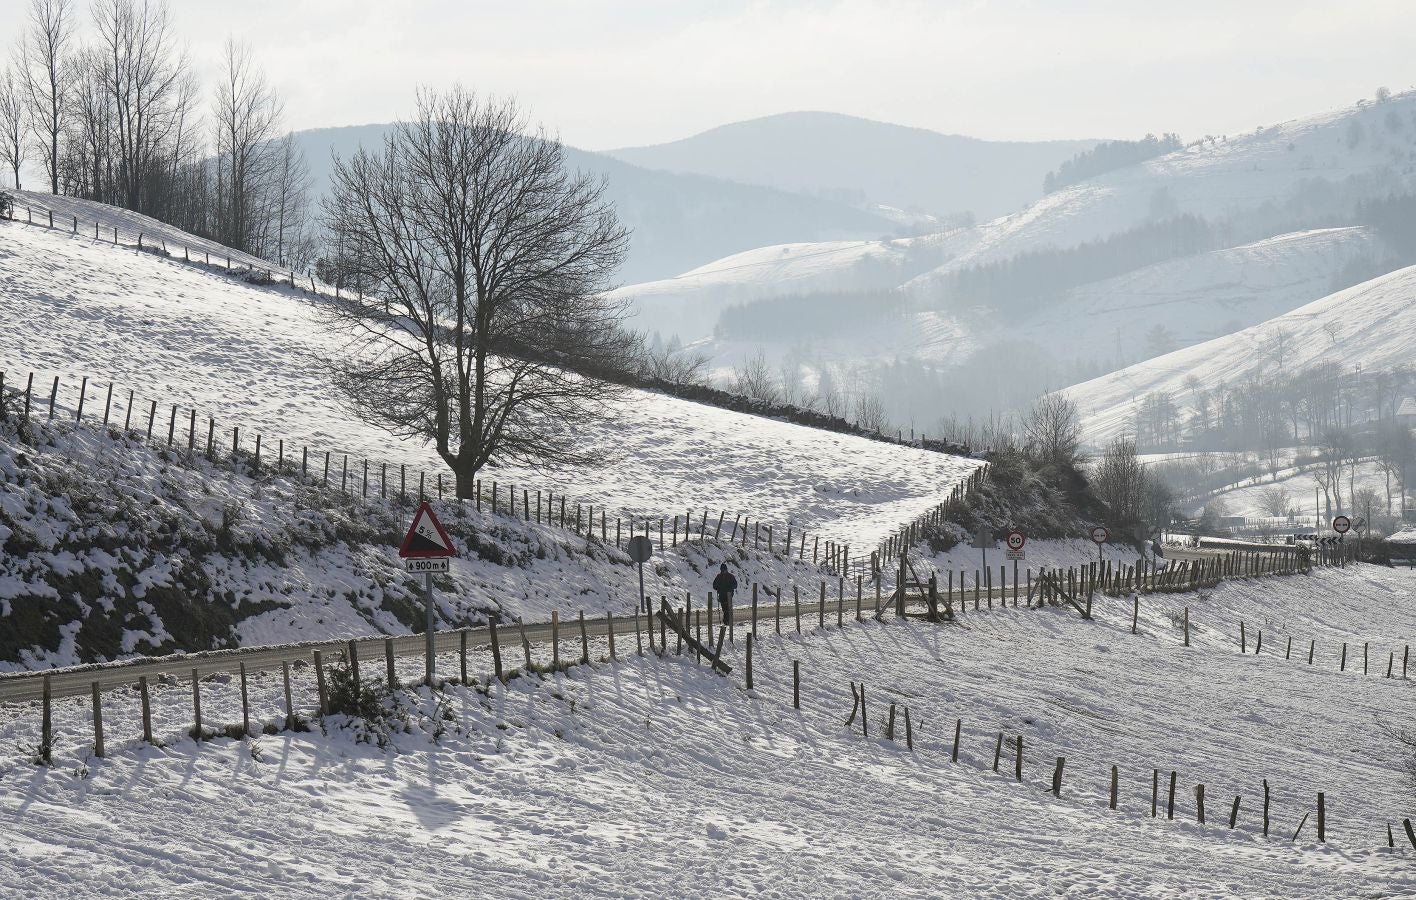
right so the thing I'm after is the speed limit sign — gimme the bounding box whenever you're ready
[1090,526,1109,544]
[1006,530,1025,551]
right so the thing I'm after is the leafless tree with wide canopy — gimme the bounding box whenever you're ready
[322,87,632,498]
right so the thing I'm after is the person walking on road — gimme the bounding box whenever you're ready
[712,563,737,628]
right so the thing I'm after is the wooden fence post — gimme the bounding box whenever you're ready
[745,635,753,689]
[551,611,560,668]
[579,610,590,665]
[1229,795,1241,829]
[1196,784,1205,823]
[239,663,250,736]
[314,650,328,716]
[283,660,295,730]
[1317,792,1325,842]
[92,682,104,757]
[490,618,503,680]
[793,660,800,710]
[1015,735,1023,782]
[40,674,52,764]
[191,668,203,737]
[385,638,397,688]
[140,675,153,744]
[457,629,468,682]
[1109,764,1118,809]
[1051,757,1065,797]
[1263,778,1270,837]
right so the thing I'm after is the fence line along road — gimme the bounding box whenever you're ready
[0,542,1344,706]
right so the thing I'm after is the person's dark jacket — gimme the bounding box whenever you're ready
[712,571,738,597]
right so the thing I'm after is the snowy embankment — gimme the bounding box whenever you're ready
[0,564,1410,896]
[0,415,843,669]
[0,212,978,553]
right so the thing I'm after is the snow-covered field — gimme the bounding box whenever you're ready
[0,563,1410,897]
[0,216,977,553]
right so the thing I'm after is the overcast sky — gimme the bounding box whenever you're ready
[2,0,1415,150]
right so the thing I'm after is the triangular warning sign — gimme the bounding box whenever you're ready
[399,502,456,558]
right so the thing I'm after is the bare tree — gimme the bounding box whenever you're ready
[1022,392,1081,465]
[322,87,630,497]
[732,349,780,405]
[813,366,845,418]
[1256,485,1292,518]
[1261,325,1292,370]
[211,37,281,253]
[1092,437,1148,526]
[91,0,189,212]
[0,66,25,188]
[853,392,889,434]
[1375,420,1414,516]
[61,46,113,201]
[16,0,73,193]
[638,338,708,385]
[269,132,311,268]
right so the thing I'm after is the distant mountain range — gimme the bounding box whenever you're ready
[290,124,900,284]
[605,111,1099,222]
[289,112,1097,285]
[610,93,1416,429]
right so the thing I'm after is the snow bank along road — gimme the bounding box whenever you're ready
[0,214,980,554]
[0,543,1354,710]
[0,564,1410,896]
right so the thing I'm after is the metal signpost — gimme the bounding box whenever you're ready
[398,501,457,684]
[627,534,653,614]
[1005,530,1025,597]
[1090,525,1109,563]
[972,528,992,575]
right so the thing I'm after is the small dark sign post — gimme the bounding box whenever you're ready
[628,534,653,615]
[971,528,992,574]
[399,502,456,683]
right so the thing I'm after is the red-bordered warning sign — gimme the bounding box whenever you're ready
[399,502,456,558]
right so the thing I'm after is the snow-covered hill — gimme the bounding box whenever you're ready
[1007,226,1379,363]
[1066,263,1416,445]
[0,212,977,554]
[611,95,1416,427]
[908,91,1416,283]
[633,225,1379,408]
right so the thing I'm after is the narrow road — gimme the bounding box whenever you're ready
[0,546,1284,706]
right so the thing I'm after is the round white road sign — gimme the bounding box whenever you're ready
[1332,515,1351,534]
[1090,526,1109,544]
[1006,530,1026,551]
